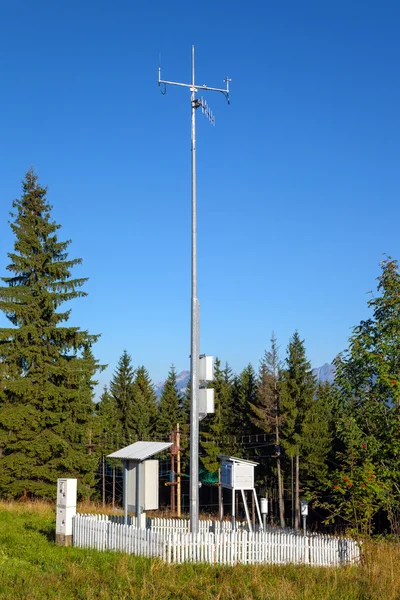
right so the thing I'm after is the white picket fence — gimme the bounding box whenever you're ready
[102,514,247,534]
[72,514,360,567]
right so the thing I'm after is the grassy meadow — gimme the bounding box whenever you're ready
[1,501,400,600]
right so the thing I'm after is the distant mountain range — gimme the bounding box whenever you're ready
[154,363,336,399]
[312,362,336,384]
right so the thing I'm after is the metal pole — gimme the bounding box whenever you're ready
[177,423,181,518]
[291,455,294,529]
[102,454,105,507]
[218,468,223,521]
[303,515,306,537]
[189,44,200,535]
[232,488,235,530]
[158,46,230,535]
[112,465,115,510]
[136,461,141,529]
[123,460,128,524]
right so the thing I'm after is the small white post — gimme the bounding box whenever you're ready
[56,478,77,546]
[260,496,268,532]
[301,500,308,537]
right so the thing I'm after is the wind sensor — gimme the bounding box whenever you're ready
[158,46,231,535]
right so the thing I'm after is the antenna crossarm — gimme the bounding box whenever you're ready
[158,79,229,96]
[158,79,194,90]
[198,85,229,94]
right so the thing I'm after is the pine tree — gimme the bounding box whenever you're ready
[95,386,123,454]
[131,366,158,439]
[300,381,333,493]
[232,365,256,437]
[224,364,257,461]
[177,377,191,473]
[249,333,285,526]
[0,170,102,498]
[180,377,191,429]
[280,332,316,529]
[157,365,182,437]
[109,350,135,443]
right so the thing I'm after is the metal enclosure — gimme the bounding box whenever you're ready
[199,388,214,419]
[260,497,268,515]
[221,457,257,490]
[301,500,309,516]
[126,459,159,512]
[56,506,76,536]
[108,441,172,528]
[199,356,214,381]
[57,478,77,506]
[219,456,262,532]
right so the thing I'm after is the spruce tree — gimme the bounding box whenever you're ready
[157,365,182,437]
[109,350,135,443]
[95,386,123,454]
[0,170,102,498]
[180,377,191,429]
[232,364,257,445]
[177,377,191,473]
[280,332,316,529]
[300,381,333,493]
[249,333,285,526]
[131,366,158,439]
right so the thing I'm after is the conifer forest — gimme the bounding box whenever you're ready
[2,171,400,537]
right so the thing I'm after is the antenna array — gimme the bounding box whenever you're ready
[200,97,215,125]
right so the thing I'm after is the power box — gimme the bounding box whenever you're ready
[57,478,77,508]
[199,356,214,381]
[199,388,214,418]
[56,478,77,546]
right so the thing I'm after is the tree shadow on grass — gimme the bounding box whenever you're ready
[24,521,56,542]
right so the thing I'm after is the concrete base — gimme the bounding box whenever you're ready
[56,533,73,547]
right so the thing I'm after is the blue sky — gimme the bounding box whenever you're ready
[0,1,399,391]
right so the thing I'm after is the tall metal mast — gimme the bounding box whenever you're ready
[158,46,230,534]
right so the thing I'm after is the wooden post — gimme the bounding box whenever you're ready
[171,452,175,514]
[177,424,181,517]
[88,430,93,455]
[252,489,255,529]
[102,454,106,507]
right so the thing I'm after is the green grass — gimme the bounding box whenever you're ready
[1,501,400,599]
